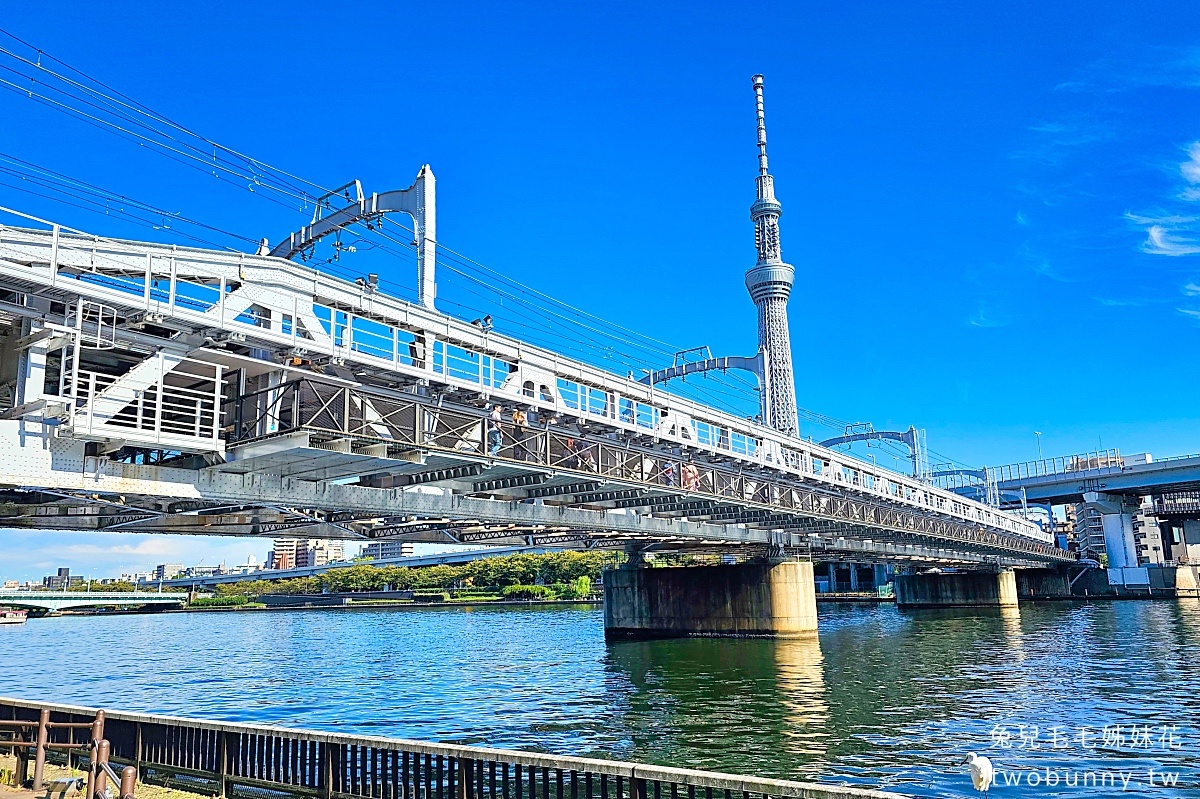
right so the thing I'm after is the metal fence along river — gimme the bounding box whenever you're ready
[0,698,901,799]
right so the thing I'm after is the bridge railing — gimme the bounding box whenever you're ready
[990,449,1123,483]
[1155,491,1200,515]
[223,379,1003,542]
[1142,451,1200,465]
[215,378,1064,558]
[65,360,225,451]
[0,697,902,799]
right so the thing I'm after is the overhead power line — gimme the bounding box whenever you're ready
[0,27,955,452]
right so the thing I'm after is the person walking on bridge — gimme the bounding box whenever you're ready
[512,407,529,460]
[579,434,597,472]
[487,404,503,456]
[682,462,700,491]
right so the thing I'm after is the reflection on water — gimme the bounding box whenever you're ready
[774,637,829,757]
[0,601,1196,796]
[1177,598,1200,647]
[999,605,1025,663]
[603,635,830,772]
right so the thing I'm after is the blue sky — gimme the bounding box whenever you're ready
[2,1,1199,580]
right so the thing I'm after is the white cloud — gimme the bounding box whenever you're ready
[0,530,268,583]
[1125,212,1199,226]
[968,304,1009,328]
[1129,141,1200,260]
[1057,46,1200,93]
[1182,142,1200,185]
[1141,225,1200,256]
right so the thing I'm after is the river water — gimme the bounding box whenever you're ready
[0,601,1197,797]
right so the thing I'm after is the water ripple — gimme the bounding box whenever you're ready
[0,601,1196,796]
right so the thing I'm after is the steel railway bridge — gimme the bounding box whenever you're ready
[0,203,1070,574]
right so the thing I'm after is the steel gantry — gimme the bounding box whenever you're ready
[0,197,1072,569]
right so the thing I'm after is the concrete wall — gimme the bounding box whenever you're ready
[895,570,1017,608]
[1069,565,1200,598]
[259,590,416,606]
[603,561,817,639]
[1016,568,1072,599]
[1070,567,1116,597]
[1176,565,1200,598]
[1102,512,1138,569]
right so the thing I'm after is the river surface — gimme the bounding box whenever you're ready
[1,601,1197,797]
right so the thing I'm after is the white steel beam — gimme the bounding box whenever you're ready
[0,209,1057,554]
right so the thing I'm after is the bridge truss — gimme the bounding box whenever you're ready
[0,208,1072,569]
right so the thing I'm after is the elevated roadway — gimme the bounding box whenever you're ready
[939,449,1200,507]
[993,451,1200,505]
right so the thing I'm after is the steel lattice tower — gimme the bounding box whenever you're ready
[745,74,800,437]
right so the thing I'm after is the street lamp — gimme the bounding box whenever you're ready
[1034,431,1043,460]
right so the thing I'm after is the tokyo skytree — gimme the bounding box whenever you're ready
[745,74,799,437]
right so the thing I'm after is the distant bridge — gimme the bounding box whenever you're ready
[0,591,185,612]
[994,451,1200,505]
[937,449,1200,507]
[934,448,1200,570]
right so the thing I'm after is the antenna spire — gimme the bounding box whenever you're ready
[752,74,769,176]
[744,73,799,438]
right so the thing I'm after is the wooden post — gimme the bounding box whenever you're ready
[94,740,111,799]
[85,712,106,799]
[14,740,27,787]
[85,745,95,799]
[120,766,137,799]
[217,731,229,799]
[33,708,49,789]
[457,759,473,799]
[134,722,142,782]
[92,712,106,748]
[323,742,334,799]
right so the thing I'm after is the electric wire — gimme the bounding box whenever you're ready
[0,31,766,416]
[0,153,259,248]
[0,29,326,198]
[0,28,954,459]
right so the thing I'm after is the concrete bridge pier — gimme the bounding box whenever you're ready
[1082,492,1140,569]
[603,559,818,639]
[894,569,1018,608]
